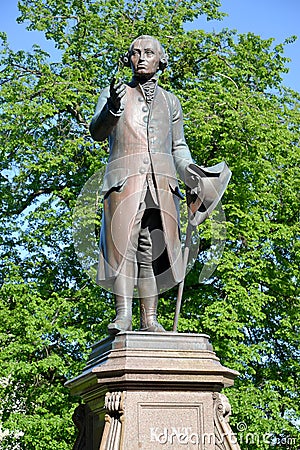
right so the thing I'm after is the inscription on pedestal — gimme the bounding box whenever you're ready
[138,403,205,449]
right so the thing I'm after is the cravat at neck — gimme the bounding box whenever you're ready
[140,78,157,104]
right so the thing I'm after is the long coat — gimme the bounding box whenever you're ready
[90,80,193,290]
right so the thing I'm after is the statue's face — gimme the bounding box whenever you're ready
[130,38,161,78]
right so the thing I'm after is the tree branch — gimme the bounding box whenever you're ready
[66,105,89,129]
[214,71,239,89]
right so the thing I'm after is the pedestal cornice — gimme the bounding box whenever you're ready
[66,332,238,399]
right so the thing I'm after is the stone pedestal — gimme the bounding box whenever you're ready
[66,332,241,450]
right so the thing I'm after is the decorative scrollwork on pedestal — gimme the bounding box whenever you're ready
[72,404,86,450]
[213,393,241,450]
[99,391,125,450]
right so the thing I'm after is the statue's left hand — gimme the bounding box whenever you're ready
[185,162,232,226]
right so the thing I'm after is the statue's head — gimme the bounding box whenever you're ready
[122,35,168,78]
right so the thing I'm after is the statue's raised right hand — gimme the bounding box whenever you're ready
[108,77,126,113]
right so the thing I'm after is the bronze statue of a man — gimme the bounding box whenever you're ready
[90,35,227,335]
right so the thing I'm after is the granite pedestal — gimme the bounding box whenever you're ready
[66,332,241,450]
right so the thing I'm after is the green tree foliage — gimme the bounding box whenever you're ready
[0,1,299,448]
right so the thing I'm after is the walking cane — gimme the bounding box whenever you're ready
[173,220,195,332]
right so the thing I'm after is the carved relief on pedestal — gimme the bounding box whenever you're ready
[213,393,241,450]
[99,391,125,450]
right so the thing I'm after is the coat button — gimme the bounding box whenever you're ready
[143,157,149,164]
[149,126,154,133]
[139,167,146,174]
[142,106,148,112]
[143,116,148,123]
[138,97,144,102]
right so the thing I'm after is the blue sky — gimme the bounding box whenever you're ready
[194,0,300,91]
[1,0,299,91]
